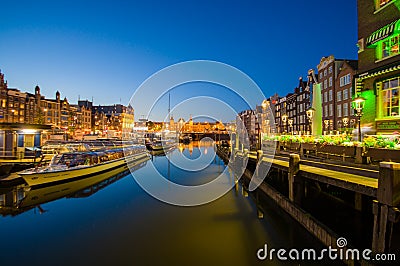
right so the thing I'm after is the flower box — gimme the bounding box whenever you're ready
[280,141,301,152]
[364,148,400,163]
[300,143,317,156]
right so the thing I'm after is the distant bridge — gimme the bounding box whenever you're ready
[179,132,230,141]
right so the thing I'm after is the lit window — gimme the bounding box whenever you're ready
[375,0,393,10]
[328,66,333,74]
[324,92,328,103]
[380,77,400,117]
[324,69,327,77]
[329,104,333,116]
[380,34,399,59]
[329,77,333,87]
[324,105,328,117]
[329,90,333,101]
[324,80,327,89]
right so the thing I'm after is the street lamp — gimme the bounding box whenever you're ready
[288,119,293,135]
[306,107,315,135]
[352,96,366,142]
[281,114,288,134]
[324,119,330,134]
[342,117,349,134]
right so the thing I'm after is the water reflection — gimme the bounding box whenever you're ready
[0,142,325,266]
[0,157,149,217]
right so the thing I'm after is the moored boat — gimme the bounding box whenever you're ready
[18,145,149,187]
[145,139,176,151]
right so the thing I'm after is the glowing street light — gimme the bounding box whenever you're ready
[306,107,315,135]
[288,119,293,135]
[324,119,330,133]
[281,114,288,134]
[352,95,366,142]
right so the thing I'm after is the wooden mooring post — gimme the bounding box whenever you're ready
[288,154,304,205]
[372,162,400,253]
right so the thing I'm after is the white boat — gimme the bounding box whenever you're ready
[18,146,149,187]
[41,142,90,161]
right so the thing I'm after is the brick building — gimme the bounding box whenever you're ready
[335,60,358,132]
[356,0,400,134]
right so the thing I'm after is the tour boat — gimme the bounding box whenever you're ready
[145,139,176,151]
[18,146,149,187]
[0,157,149,217]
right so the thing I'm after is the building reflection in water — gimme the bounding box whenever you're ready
[0,157,149,217]
[178,140,215,155]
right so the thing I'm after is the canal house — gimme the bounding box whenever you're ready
[356,0,400,134]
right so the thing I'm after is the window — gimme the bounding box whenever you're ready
[346,74,351,85]
[324,92,328,103]
[329,104,333,116]
[329,66,333,74]
[380,77,400,117]
[380,34,399,60]
[337,91,342,102]
[324,69,327,77]
[329,77,333,87]
[375,0,394,10]
[324,80,327,90]
[343,103,349,116]
[329,90,333,101]
[343,89,348,100]
[337,104,342,117]
[319,72,323,79]
[358,38,364,53]
[324,105,328,117]
[349,87,352,99]
[339,74,351,87]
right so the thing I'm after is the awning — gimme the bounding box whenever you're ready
[366,19,400,47]
[355,62,400,94]
[358,63,400,81]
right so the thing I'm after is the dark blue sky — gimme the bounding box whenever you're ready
[0,0,358,121]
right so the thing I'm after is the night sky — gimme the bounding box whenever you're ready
[0,0,358,121]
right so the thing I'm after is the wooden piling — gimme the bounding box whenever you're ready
[288,153,300,203]
[372,162,400,253]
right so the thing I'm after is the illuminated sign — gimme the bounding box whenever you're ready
[376,120,400,130]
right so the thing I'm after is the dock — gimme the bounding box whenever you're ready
[217,145,400,258]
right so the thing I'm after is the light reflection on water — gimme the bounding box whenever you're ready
[0,143,324,266]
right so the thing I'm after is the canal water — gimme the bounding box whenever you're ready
[0,142,326,266]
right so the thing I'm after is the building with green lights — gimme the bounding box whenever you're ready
[356,0,400,134]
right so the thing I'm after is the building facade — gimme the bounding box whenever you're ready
[357,0,400,134]
[92,104,134,137]
[317,56,358,132]
[295,77,311,134]
[335,60,358,132]
[237,109,259,149]
[275,96,286,134]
